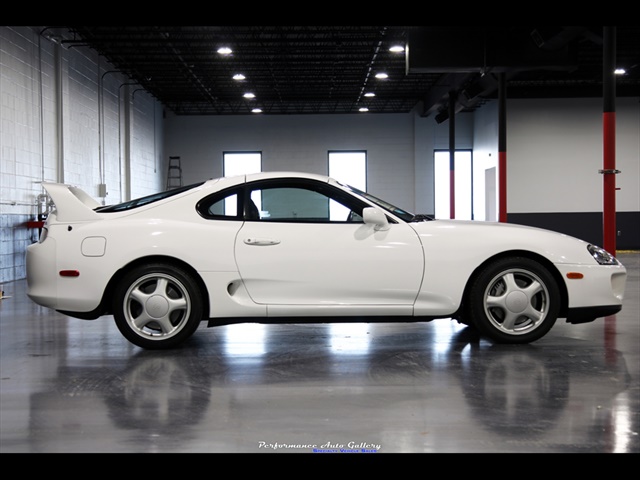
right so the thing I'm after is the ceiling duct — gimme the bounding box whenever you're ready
[408,27,582,119]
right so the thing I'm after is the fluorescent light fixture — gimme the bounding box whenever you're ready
[375,72,388,79]
[233,73,246,80]
[217,47,232,55]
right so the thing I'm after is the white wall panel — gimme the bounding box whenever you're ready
[506,97,639,213]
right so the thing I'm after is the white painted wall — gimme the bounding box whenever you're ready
[505,97,639,213]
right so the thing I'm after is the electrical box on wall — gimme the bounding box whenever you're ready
[98,184,108,197]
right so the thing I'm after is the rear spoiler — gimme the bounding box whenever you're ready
[41,182,102,222]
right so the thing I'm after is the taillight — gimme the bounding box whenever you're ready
[59,270,80,277]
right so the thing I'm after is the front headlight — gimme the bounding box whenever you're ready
[587,244,619,265]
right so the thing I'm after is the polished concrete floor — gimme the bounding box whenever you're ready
[1,253,638,454]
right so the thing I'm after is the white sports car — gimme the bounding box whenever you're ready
[26,171,627,349]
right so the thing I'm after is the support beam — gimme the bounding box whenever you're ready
[602,27,618,253]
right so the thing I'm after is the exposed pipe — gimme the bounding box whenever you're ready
[37,28,49,185]
[99,70,124,202]
[448,91,456,219]
[118,82,139,201]
[54,40,64,183]
[37,28,65,185]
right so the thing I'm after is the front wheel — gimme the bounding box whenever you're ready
[465,257,560,344]
[113,263,203,349]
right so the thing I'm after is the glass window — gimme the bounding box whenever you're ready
[434,150,473,220]
[329,151,366,221]
[196,188,242,220]
[223,152,262,177]
[208,193,238,217]
[249,182,364,223]
[328,151,366,189]
[223,152,262,215]
[96,182,204,212]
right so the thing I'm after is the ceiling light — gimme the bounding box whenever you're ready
[389,45,404,53]
[233,74,246,81]
[252,108,262,113]
[614,68,626,75]
[217,47,232,55]
[359,107,369,112]
[364,92,375,97]
[243,93,255,99]
[375,72,388,79]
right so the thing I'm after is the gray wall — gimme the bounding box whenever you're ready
[2,26,639,284]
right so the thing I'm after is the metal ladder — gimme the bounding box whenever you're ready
[166,156,183,190]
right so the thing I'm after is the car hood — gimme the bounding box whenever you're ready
[409,219,600,266]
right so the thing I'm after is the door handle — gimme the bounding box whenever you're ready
[244,238,281,246]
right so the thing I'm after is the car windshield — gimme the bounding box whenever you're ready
[344,185,417,222]
[95,182,205,212]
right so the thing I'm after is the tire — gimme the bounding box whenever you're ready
[465,257,560,344]
[113,263,203,349]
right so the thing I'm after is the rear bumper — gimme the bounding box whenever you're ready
[26,237,106,313]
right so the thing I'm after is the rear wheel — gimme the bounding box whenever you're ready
[113,263,203,349]
[466,257,560,344]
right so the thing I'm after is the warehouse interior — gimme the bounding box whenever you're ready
[1,25,639,454]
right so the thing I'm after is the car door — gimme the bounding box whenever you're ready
[234,179,424,312]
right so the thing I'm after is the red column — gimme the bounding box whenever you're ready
[602,26,617,254]
[498,73,507,223]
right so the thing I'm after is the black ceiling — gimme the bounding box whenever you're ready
[54,26,640,117]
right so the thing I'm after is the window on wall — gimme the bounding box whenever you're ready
[223,152,262,215]
[223,152,262,177]
[328,151,366,221]
[434,150,473,220]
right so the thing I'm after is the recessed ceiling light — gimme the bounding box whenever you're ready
[614,68,626,75]
[233,73,246,81]
[375,72,388,79]
[389,45,404,53]
[243,92,255,99]
[252,108,262,113]
[359,107,369,112]
[364,92,375,97]
[217,47,232,55]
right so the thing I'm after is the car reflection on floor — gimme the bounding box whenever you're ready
[15,319,635,453]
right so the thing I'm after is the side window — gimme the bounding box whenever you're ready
[249,185,363,223]
[211,193,238,217]
[197,189,241,220]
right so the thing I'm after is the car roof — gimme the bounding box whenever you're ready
[244,171,332,183]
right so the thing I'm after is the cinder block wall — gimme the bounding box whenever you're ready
[1,26,163,283]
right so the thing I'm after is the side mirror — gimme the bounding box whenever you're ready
[363,207,390,231]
